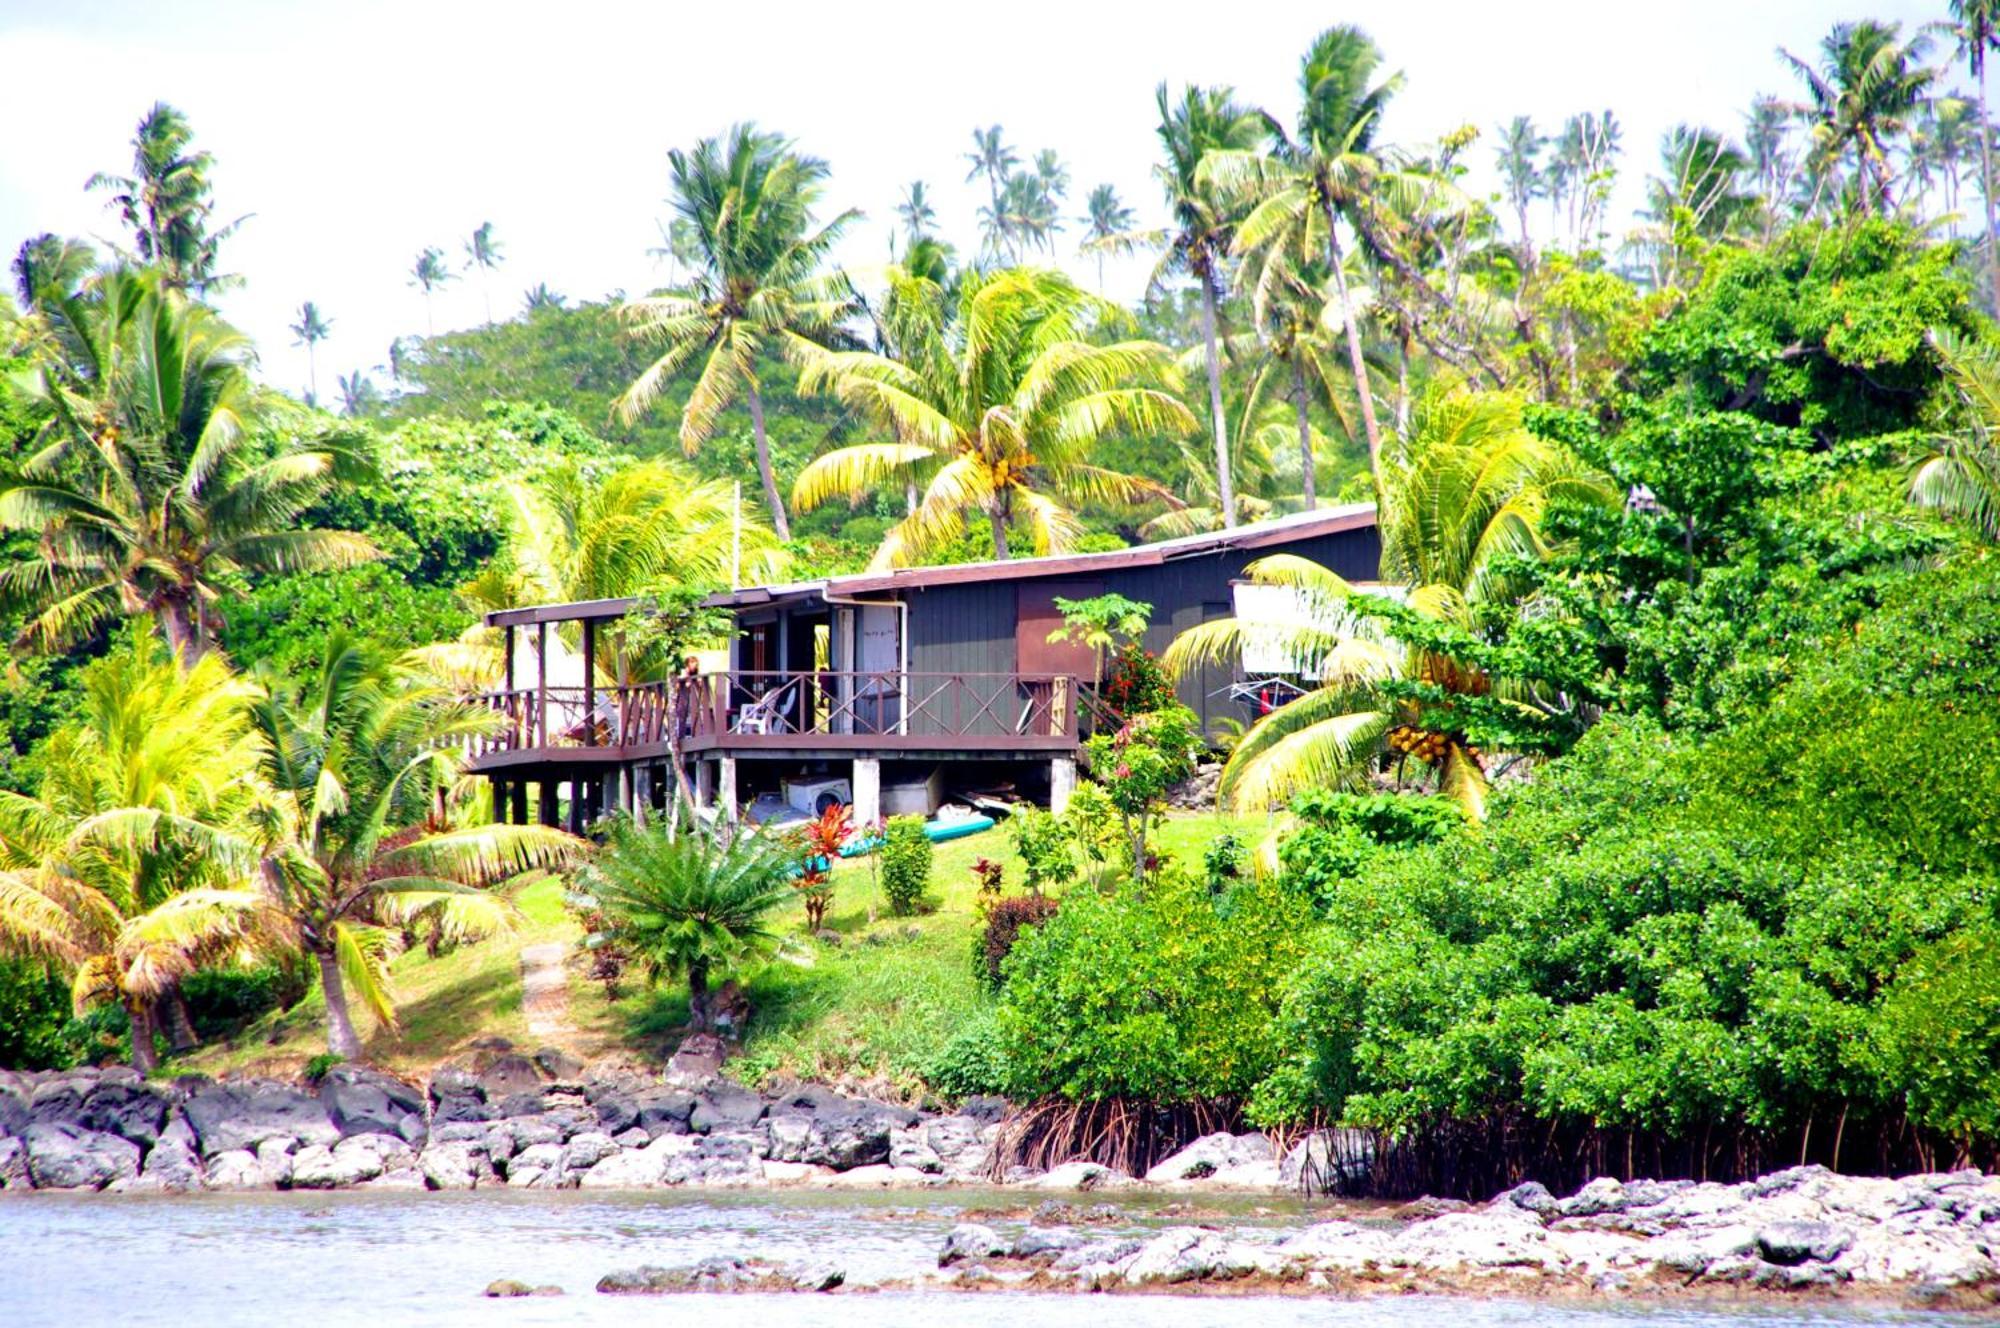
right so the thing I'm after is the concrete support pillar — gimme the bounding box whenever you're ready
[1050,756,1077,815]
[538,779,558,828]
[565,780,584,835]
[718,757,739,823]
[852,756,881,828]
[633,765,652,829]
[695,759,715,810]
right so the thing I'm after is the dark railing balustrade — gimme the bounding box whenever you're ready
[469,670,1093,760]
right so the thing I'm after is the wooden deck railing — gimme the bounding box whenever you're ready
[469,670,1090,760]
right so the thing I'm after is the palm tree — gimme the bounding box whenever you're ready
[0,637,275,1071]
[289,300,332,404]
[250,639,583,1059]
[1148,83,1274,530]
[896,180,937,245]
[336,369,378,418]
[965,126,1019,259]
[0,270,379,664]
[1781,20,1936,218]
[1912,330,2000,540]
[1745,96,1799,234]
[614,124,858,541]
[1238,246,1360,509]
[11,234,95,313]
[1078,183,1136,291]
[582,818,794,1032]
[1164,387,1613,818]
[1945,1,2000,310]
[1202,27,1403,477]
[521,283,566,313]
[1911,97,1977,227]
[86,102,245,295]
[791,267,1192,565]
[1494,116,1545,267]
[463,221,504,324]
[409,246,455,335]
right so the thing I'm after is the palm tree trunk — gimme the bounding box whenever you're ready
[1292,355,1316,509]
[687,960,712,1032]
[1198,275,1236,529]
[162,987,200,1054]
[1978,54,2000,314]
[307,344,318,405]
[988,500,1011,560]
[128,996,159,1073]
[316,949,364,1061]
[744,383,792,541]
[157,596,206,669]
[1321,200,1385,477]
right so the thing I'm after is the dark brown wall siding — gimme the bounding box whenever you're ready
[896,525,1382,735]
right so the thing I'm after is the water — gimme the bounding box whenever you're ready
[0,1190,1980,1327]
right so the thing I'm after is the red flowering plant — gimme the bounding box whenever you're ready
[790,802,853,932]
[1080,703,1200,886]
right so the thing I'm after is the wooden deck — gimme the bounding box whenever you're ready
[464,670,1100,773]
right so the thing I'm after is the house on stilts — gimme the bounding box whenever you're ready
[466,504,1381,830]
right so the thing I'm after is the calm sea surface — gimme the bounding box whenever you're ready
[0,1189,1983,1327]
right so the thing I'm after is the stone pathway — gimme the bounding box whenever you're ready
[518,942,571,1039]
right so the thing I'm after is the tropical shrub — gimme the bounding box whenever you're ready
[1081,703,1202,881]
[976,893,1060,990]
[1098,643,1175,722]
[788,802,852,932]
[992,868,1316,1103]
[1010,805,1072,894]
[926,1009,1011,1099]
[1059,781,1128,872]
[879,816,932,917]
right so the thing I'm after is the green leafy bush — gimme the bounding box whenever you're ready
[1082,703,1201,880]
[976,893,1060,990]
[880,816,932,917]
[1010,805,1072,894]
[927,1010,1012,1099]
[992,868,1316,1103]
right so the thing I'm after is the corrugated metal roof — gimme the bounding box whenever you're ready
[485,504,1378,625]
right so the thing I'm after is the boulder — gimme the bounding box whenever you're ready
[1010,1228,1088,1260]
[203,1149,266,1190]
[1279,1129,1372,1192]
[1391,1205,1558,1271]
[23,1122,141,1190]
[635,1090,696,1137]
[0,1079,30,1138]
[1494,1180,1560,1217]
[533,1047,583,1081]
[579,1134,696,1189]
[504,1143,566,1189]
[592,1094,639,1135]
[182,1080,339,1156]
[663,1032,728,1088]
[1144,1131,1274,1184]
[317,1067,426,1142]
[597,1259,757,1294]
[492,1090,547,1119]
[73,1080,171,1148]
[138,1117,204,1191]
[662,1134,765,1187]
[939,1223,1008,1266]
[764,1106,894,1171]
[419,1140,488,1190]
[809,1163,937,1188]
[688,1083,765,1134]
[888,1126,942,1173]
[1123,1226,1280,1285]
[559,1131,620,1175]
[256,1138,297,1186]
[786,1259,845,1292]
[289,1133,414,1189]
[0,1136,26,1188]
[1024,1160,1134,1191]
[484,1280,563,1298]
[427,1068,489,1124]
[1757,1220,1855,1266]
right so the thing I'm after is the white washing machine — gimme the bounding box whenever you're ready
[782,776,852,815]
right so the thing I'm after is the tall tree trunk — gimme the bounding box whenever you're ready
[687,960,712,1032]
[744,383,791,541]
[1978,53,2000,315]
[128,996,159,1074]
[1198,275,1236,528]
[317,949,363,1061]
[1292,355,1316,509]
[163,987,200,1054]
[307,344,317,405]
[1321,201,1385,477]
[157,596,206,669]
[988,499,1011,561]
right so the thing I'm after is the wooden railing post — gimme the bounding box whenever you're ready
[582,619,597,747]
[536,622,549,748]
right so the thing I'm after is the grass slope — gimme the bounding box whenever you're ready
[179,811,1264,1091]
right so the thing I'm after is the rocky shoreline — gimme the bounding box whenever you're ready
[5,1059,2000,1310]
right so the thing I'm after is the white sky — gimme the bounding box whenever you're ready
[0,0,1947,401]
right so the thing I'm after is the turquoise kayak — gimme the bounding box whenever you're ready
[837,814,995,857]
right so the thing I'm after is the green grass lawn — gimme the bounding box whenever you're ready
[179,810,1265,1088]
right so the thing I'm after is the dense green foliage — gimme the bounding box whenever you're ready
[879,816,933,917]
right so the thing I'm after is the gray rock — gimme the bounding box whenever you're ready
[317,1067,426,1141]
[72,1080,171,1148]
[427,1068,489,1124]
[1144,1131,1273,1184]
[23,1122,141,1190]
[1494,1180,1559,1216]
[592,1094,638,1135]
[1560,1176,1632,1217]
[0,1136,26,1188]
[663,1134,764,1187]
[1025,1160,1133,1191]
[289,1133,413,1189]
[613,1127,650,1149]
[663,1032,729,1089]
[1011,1228,1088,1259]
[204,1149,265,1189]
[476,1054,544,1101]
[430,1120,492,1145]
[0,1081,29,1138]
[138,1117,204,1191]
[764,1107,892,1171]
[493,1090,547,1119]
[1280,1128,1372,1192]
[1123,1226,1278,1284]
[182,1081,339,1156]
[689,1083,765,1133]
[940,1223,1008,1266]
[484,1279,563,1298]
[1050,1237,1145,1273]
[786,1259,845,1291]
[419,1140,488,1190]
[560,1131,619,1174]
[888,1126,942,1173]
[1757,1220,1854,1266]
[598,1257,756,1294]
[532,1047,582,1080]
[256,1137,297,1186]
[635,1090,696,1135]
[504,1142,565,1189]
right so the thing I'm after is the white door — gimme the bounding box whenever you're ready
[856,604,901,733]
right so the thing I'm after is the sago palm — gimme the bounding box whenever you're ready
[0,636,277,1071]
[790,267,1192,566]
[0,269,379,664]
[615,124,858,541]
[249,638,583,1059]
[581,818,795,1032]
[1165,387,1613,817]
